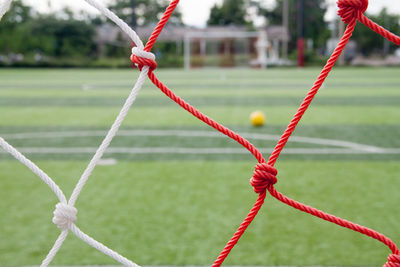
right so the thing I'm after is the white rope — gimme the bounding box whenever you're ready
[70,224,138,267]
[41,49,150,267]
[0,137,67,204]
[40,230,69,267]
[53,203,78,230]
[0,0,156,266]
[132,47,156,60]
[68,67,149,207]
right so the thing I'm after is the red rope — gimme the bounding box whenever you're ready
[131,0,400,265]
[385,254,400,267]
[148,71,265,162]
[267,18,357,166]
[359,14,400,46]
[130,54,157,71]
[144,0,180,52]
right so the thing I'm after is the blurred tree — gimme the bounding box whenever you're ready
[0,0,32,53]
[109,0,183,27]
[207,0,248,26]
[0,1,95,58]
[0,0,187,66]
[0,0,31,25]
[352,8,400,55]
[30,15,95,57]
[256,0,330,50]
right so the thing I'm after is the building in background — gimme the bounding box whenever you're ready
[95,24,290,69]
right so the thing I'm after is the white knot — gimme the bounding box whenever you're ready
[131,47,155,60]
[52,203,77,230]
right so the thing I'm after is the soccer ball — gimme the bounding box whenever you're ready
[250,111,265,127]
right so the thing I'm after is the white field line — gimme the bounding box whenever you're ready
[1,129,385,152]
[2,147,400,155]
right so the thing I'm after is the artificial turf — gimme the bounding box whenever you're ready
[0,161,399,266]
[0,67,399,266]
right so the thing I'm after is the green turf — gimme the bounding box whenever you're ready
[1,105,400,126]
[1,87,400,99]
[0,161,399,266]
[2,95,400,107]
[0,67,399,266]
[1,125,400,161]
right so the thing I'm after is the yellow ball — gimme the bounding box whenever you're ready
[250,111,265,127]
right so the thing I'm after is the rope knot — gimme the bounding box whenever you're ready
[250,163,278,194]
[337,0,368,23]
[384,254,400,267]
[52,203,77,230]
[130,47,157,71]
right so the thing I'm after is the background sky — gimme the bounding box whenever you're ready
[24,0,400,27]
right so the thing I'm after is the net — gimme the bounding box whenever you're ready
[0,0,399,266]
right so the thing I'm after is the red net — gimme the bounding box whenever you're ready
[131,0,400,266]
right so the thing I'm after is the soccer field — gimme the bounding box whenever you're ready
[0,67,399,266]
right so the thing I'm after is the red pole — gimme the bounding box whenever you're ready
[297,38,305,67]
[297,0,305,67]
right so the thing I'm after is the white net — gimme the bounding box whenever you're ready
[0,0,154,266]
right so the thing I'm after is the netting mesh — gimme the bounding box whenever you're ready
[0,0,400,266]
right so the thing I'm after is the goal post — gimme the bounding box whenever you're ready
[184,29,265,69]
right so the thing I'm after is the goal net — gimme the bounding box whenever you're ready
[184,26,289,69]
[1,0,400,266]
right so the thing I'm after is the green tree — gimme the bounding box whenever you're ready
[30,15,95,57]
[207,0,248,26]
[0,0,31,25]
[257,0,330,50]
[0,1,95,58]
[352,8,400,55]
[0,0,33,53]
[109,0,182,27]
